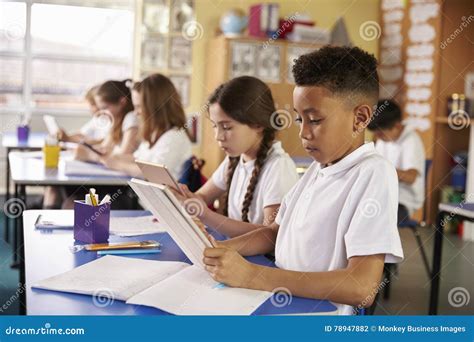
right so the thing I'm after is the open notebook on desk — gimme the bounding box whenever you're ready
[33,256,272,315]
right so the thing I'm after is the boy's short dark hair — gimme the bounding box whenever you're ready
[292,45,379,104]
[367,99,402,130]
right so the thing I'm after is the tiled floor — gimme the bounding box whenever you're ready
[0,196,472,315]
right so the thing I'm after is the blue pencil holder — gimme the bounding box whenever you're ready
[73,200,110,244]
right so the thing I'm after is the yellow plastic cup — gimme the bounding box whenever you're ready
[43,145,60,168]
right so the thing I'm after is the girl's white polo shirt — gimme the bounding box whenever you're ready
[274,142,404,315]
[133,127,192,179]
[212,141,299,225]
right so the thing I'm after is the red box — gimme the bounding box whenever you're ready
[249,3,280,38]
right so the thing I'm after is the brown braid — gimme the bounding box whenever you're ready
[240,129,275,222]
[222,157,240,217]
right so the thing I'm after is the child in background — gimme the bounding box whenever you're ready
[43,80,139,209]
[101,74,192,179]
[200,46,403,315]
[176,76,299,237]
[73,79,140,162]
[57,85,109,145]
[367,99,425,223]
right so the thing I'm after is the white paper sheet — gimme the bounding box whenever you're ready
[127,265,272,315]
[383,9,404,23]
[33,256,188,301]
[408,24,435,43]
[407,44,434,58]
[64,160,128,177]
[410,3,439,24]
[35,213,74,229]
[407,87,432,101]
[110,215,167,236]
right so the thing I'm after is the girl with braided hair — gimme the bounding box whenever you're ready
[178,76,298,237]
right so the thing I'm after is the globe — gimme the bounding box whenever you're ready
[219,9,247,37]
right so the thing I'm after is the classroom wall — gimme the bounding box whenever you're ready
[188,0,381,138]
[0,0,380,192]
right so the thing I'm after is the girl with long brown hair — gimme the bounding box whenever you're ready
[177,76,299,237]
[101,73,192,178]
[42,80,139,208]
[57,85,108,145]
[73,79,140,162]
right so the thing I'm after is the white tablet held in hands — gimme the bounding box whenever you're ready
[128,178,212,267]
[136,160,183,195]
[43,115,60,136]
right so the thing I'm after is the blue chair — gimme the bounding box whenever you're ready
[178,156,207,192]
[382,160,432,301]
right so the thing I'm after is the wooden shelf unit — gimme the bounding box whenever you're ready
[426,0,473,224]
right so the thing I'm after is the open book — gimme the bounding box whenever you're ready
[33,255,272,315]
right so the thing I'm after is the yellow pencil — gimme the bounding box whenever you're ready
[89,189,98,206]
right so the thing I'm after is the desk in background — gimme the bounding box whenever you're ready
[430,202,474,314]
[2,132,47,243]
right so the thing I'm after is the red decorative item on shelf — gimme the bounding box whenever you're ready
[249,3,279,38]
[277,18,314,39]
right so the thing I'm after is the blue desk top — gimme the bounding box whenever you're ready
[9,151,130,186]
[24,210,337,315]
[439,202,474,220]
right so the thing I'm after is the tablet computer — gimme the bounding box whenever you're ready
[136,160,183,194]
[128,178,212,267]
[43,115,60,136]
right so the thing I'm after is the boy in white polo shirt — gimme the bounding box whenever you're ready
[368,100,425,223]
[202,46,404,315]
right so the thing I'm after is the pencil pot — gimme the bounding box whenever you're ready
[17,125,30,142]
[43,145,60,168]
[74,200,110,244]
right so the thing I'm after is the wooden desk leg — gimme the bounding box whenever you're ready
[4,147,11,243]
[429,211,445,315]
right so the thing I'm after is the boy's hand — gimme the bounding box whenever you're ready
[203,240,256,288]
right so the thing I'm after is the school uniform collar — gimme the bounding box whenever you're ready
[238,141,282,172]
[316,142,376,177]
[239,157,256,172]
